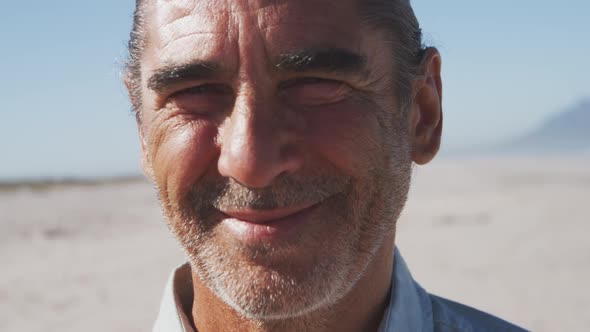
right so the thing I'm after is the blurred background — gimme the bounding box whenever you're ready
[0,0,588,331]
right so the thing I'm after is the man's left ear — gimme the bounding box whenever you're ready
[409,47,443,165]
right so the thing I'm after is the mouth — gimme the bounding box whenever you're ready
[218,204,317,224]
[217,203,320,242]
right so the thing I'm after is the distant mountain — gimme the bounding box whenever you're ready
[489,98,590,155]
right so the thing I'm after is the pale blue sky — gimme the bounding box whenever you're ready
[1,0,588,179]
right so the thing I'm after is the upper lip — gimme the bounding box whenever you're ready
[218,203,317,224]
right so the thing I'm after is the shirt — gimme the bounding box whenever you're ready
[153,249,527,332]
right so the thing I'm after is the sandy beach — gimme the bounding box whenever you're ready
[1,157,588,331]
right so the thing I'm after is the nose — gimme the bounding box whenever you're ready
[217,92,303,188]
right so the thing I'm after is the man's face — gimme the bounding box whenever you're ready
[137,0,413,320]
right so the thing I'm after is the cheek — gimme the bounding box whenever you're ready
[304,104,385,178]
[149,120,219,205]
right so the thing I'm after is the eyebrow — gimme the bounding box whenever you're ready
[275,48,367,75]
[147,61,222,92]
[147,49,367,93]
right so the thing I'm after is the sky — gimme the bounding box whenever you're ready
[0,0,588,180]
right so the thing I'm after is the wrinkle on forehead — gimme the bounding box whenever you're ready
[152,0,232,61]
[155,0,197,24]
[146,0,375,71]
[155,0,216,40]
[159,32,222,61]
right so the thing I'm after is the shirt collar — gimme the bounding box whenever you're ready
[153,264,195,332]
[379,248,434,332]
[153,248,433,332]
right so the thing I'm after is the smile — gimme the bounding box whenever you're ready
[218,203,318,224]
[217,203,320,242]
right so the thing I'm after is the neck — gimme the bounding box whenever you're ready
[190,234,396,332]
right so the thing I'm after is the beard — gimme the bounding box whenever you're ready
[157,138,413,321]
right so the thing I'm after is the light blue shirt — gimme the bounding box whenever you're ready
[153,249,527,331]
[379,249,527,331]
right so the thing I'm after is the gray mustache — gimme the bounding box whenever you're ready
[189,174,351,212]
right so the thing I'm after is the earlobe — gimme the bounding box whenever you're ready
[409,48,443,165]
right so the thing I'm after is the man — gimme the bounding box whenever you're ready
[124,0,526,331]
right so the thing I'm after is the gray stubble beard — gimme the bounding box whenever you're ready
[157,125,413,325]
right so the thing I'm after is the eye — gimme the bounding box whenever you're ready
[280,77,351,106]
[167,84,233,114]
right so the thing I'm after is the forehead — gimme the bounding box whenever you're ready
[143,0,366,66]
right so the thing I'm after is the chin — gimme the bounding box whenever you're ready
[180,213,369,321]
[191,248,358,321]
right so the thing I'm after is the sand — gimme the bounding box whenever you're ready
[1,157,588,331]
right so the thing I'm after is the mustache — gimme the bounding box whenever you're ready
[188,173,351,212]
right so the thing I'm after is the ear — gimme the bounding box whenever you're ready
[124,71,154,181]
[409,47,443,165]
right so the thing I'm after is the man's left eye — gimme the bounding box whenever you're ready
[168,84,232,114]
[280,77,351,106]
[174,84,230,98]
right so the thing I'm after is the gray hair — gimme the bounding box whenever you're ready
[360,0,426,109]
[125,0,426,116]
[126,0,148,121]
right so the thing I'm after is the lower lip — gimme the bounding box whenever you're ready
[220,205,318,243]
